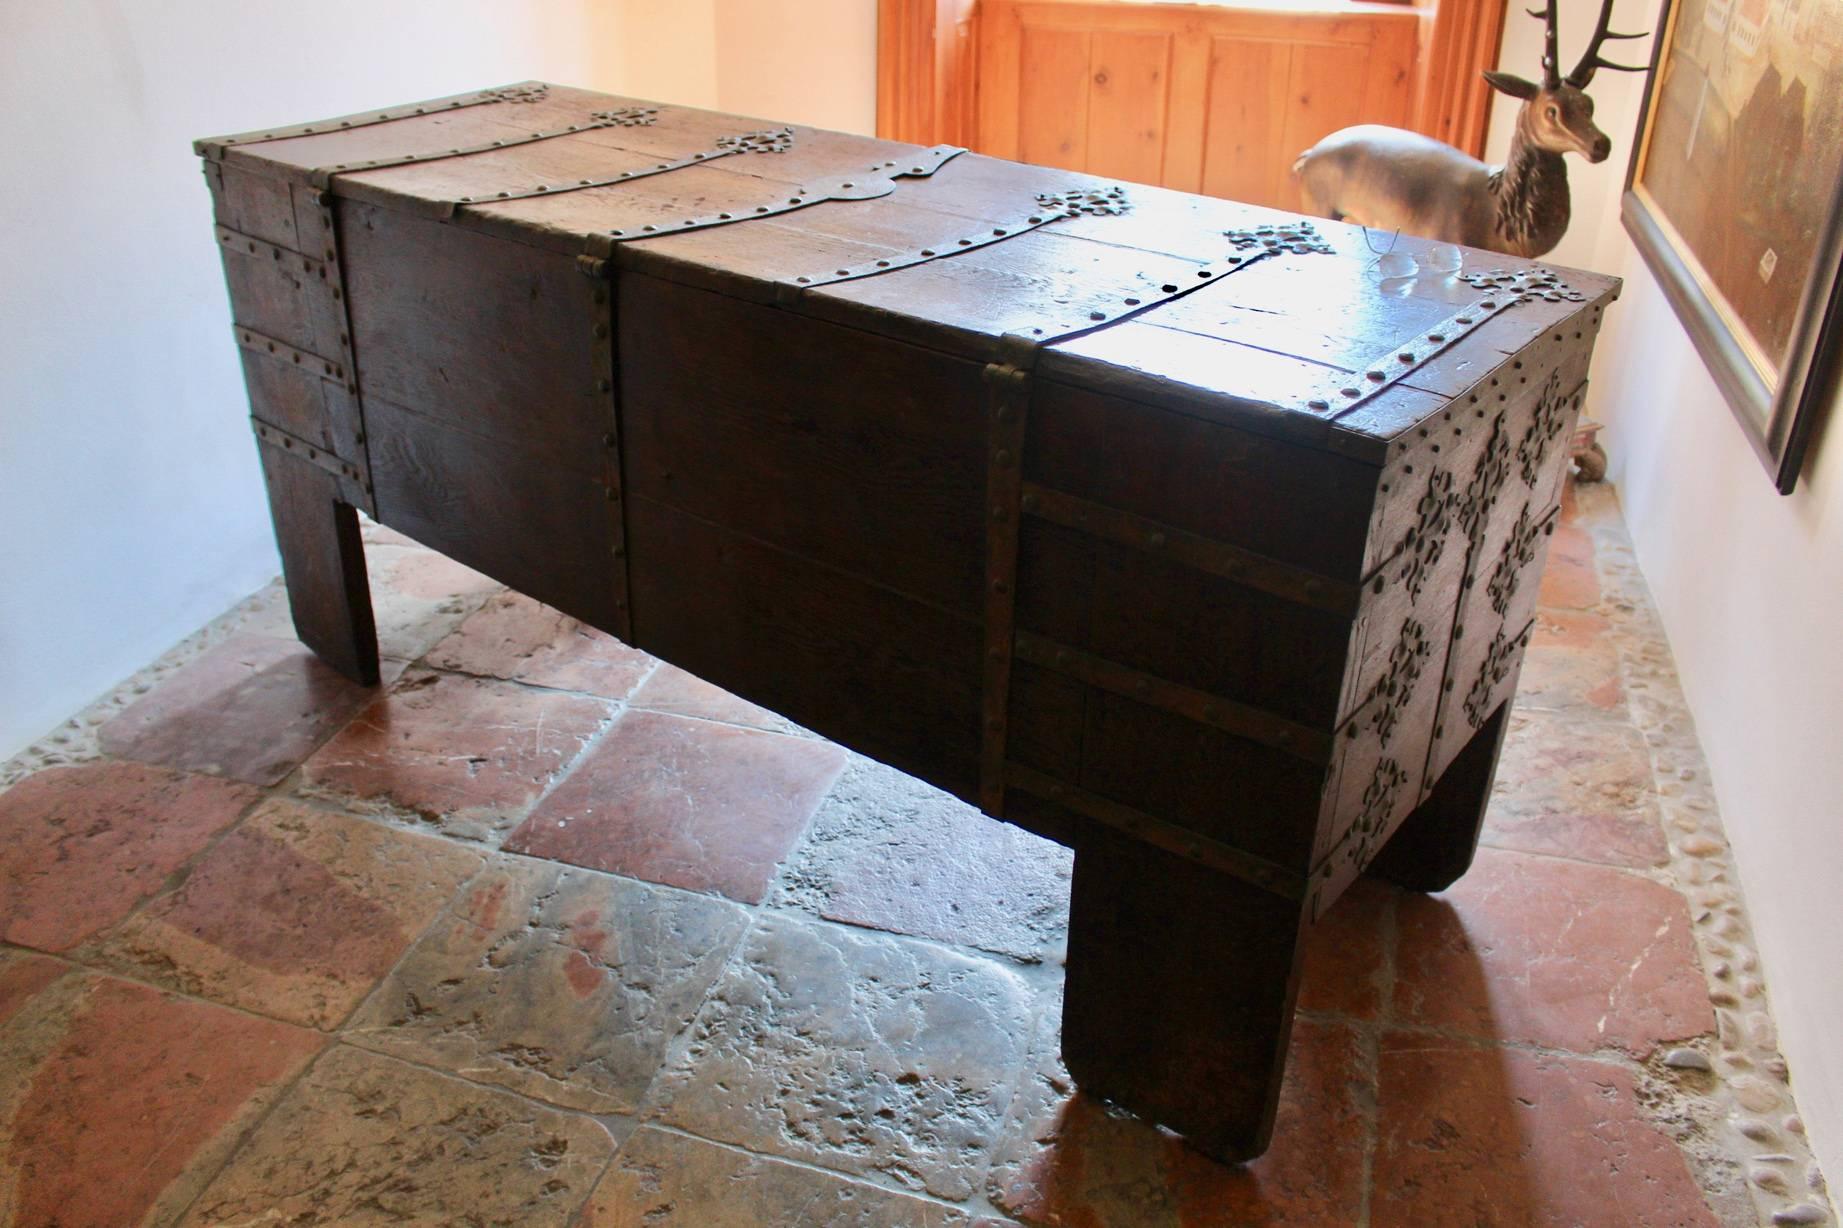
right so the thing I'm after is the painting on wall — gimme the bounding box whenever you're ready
[1623,0,1843,492]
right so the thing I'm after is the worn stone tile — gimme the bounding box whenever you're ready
[233,544,495,665]
[1297,876,1395,1019]
[1517,606,1627,714]
[773,758,1072,963]
[359,513,423,549]
[426,590,656,698]
[581,1127,975,1226]
[0,761,259,952]
[508,710,844,903]
[1537,514,1601,610]
[345,856,748,1113]
[0,951,70,1026]
[648,914,1034,1202]
[180,1044,614,1227]
[80,799,482,1028]
[99,633,385,785]
[629,661,801,733]
[0,972,322,1228]
[366,543,504,662]
[1372,1036,1720,1227]
[990,1004,1369,1227]
[1484,708,1670,868]
[1394,848,1712,1056]
[303,668,614,842]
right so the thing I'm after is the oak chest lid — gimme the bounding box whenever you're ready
[197,80,1618,463]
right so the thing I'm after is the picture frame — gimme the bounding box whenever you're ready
[1621,0,1843,494]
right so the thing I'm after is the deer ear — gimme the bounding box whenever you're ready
[1482,71,1541,99]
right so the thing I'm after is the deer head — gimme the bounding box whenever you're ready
[1483,0,1650,163]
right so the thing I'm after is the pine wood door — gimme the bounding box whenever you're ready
[975,0,1421,211]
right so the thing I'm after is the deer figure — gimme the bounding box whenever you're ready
[1292,0,1649,259]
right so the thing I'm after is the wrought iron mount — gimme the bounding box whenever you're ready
[580,144,969,260]
[195,82,555,159]
[1295,268,1585,420]
[441,127,798,218]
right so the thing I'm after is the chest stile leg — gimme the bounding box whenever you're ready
[581,255,633,641]
[979,343,1036,816]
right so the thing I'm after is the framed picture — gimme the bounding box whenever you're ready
[1622,0,1843,493]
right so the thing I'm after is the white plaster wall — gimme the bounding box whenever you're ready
[615,0,877,132]
[1488,0,1843,1184]
[0,1,622,759]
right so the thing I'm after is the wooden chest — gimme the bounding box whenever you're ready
[196,82,1616,1160]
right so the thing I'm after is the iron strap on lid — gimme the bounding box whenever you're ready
[438,127,795,219]
[194,82,555,159]
[579,143,970,260]
[1296,268,1587,420]
[306,115,634,191]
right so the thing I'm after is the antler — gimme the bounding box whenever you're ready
[1525,0,1563,89]
[1568,0,1651,87]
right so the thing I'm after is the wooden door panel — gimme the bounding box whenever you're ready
[1275,42,1377,213]
[1017,24,1094,169]
[1198,36,1291,207]
[1088,31,1173,186]
[977,0,1423,211]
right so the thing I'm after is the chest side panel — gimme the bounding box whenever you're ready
[617,272,987,800]
[210,163,371,514]
[1307,314,1603,916]
[335,202,624,629]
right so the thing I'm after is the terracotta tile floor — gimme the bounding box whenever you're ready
[1,483,1834,1227]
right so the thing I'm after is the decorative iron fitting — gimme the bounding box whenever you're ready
[978,351,1035,815]
[479,84,552,105]
[585,145,968,258]
[1005,762,1305,900]
[308,116,625,190]
[448,127,794,217]
[233,325,345,384]
[1036,185,1131,216]
[1018,483,1356,615]
[1297,267,1583,419]
[590,106,658,126]
[1516,368,1571,487]
[1370,617,1432,745]
[252,420,363,484]
[1486,503,1543,617]
[1460,266,1587,302]
[1223,220,1335,255]
[1455,412,1511,547]
[1395,465,1456,604]
[1014,632,1332,765]
[715,128,794,154]
[1346,756,1410,865]
[195,82,552,158]
[1462,621,1532,730]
